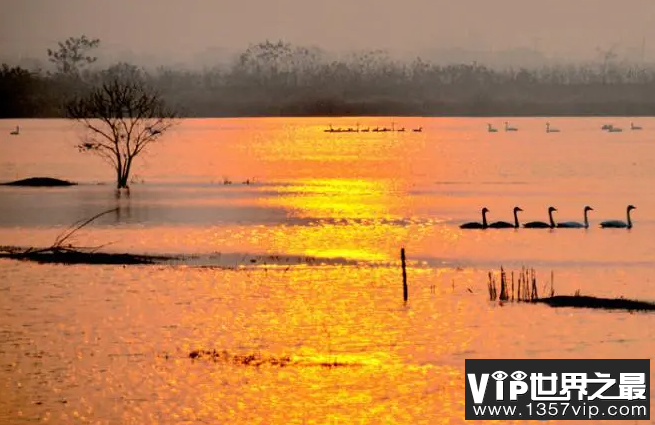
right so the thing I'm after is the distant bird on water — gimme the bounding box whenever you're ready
[460,207,489,229]
[9,126,19,135]
[489,206,523,229]
[600,205,636,229]
[524,207,557,229]
[504,121,518,132]
[546,122,560,133]
[487,124,498,133]
[557,206,593,228]
[631,122,643,130]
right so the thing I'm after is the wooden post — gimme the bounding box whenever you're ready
[401,248,408,302]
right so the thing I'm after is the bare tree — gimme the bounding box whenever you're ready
[48,35,100,75]
[66,64,177,189]
[596,44,619,85]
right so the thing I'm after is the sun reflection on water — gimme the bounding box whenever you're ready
[250,178,434,261]
[261,178,400,219]
[165,265,471,423]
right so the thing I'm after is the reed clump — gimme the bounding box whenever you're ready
[486,266,655,312]
[488,266,551,302]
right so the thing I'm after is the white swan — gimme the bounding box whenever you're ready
[631,122,643,130]
[600,205,636,229]
[460,207,489,229]
[9,125,19,135]
[487,124,498,133]
[489,207,523,229]
[546,122,560,133]
[524,207,557,229]
[557,206,593,228]
[504,121,518,132]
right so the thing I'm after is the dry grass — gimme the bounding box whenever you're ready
[486,266,655,311]
[488,266,547,302]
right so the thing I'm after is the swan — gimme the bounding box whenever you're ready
[631,122,643,130]
[9,125,19,135]
[489,207,523,228]
[487,124,498,133]
[460,207,489,229]
[601,124,613,130]
[504,122,518,132]
[546,122,560,133]
[600,205,636,229]
[412,127,423,132]
[608,126,623,132]
[557,206,593,228]
[523,207,557,228]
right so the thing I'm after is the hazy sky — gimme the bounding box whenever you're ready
[2,0,655,65]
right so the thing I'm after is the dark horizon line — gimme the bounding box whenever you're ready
[4,112,655,120]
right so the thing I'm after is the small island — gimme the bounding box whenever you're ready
[1,177,77,187]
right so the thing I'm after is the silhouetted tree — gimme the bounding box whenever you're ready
[48,35,100,75]
[65,64,177,189]
[0,64,37,117]
[597,45,619,85]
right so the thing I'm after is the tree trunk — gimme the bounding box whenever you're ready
[115,151,125,189]
[117,167,129,189]
[118,156,133,189]
[115,165,124,189]
[117,175,129,189]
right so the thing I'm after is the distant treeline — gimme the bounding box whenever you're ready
[3,40,655,118]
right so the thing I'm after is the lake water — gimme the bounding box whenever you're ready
[1,117,654,424]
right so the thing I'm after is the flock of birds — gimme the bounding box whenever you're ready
[487,121,644,133]
[460,205,637,229]
[325,123,423,133]
[8,121,646,136]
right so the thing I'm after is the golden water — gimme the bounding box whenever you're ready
[1,118,653,424]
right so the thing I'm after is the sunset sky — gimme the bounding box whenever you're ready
[2,0,655,65]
